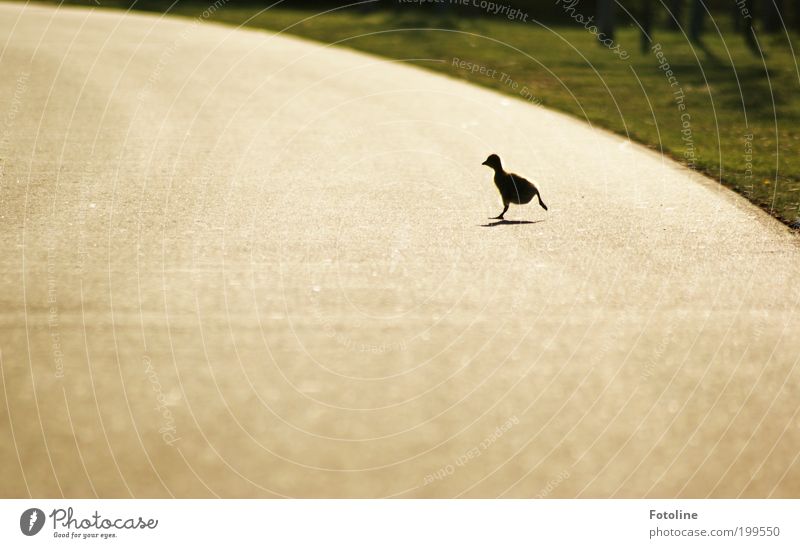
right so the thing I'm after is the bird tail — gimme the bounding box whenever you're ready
[537,192,548,211]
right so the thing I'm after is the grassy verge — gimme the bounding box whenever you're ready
[24,1,800,227]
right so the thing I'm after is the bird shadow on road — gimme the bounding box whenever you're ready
[480,219,544,228]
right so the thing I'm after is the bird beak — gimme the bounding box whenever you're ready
[481,160,488,166]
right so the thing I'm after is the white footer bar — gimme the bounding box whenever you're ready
[1,500,797,547]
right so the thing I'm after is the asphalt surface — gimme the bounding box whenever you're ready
[1,3,799,498]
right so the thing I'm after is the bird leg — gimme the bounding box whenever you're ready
[491,203,509,220]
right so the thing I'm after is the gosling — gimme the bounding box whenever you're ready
[481,154,548,219]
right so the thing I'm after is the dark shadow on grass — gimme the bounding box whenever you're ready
[480,219,544,228]
[693,38,723,64]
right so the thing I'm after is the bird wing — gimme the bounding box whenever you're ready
[509,172,537,192]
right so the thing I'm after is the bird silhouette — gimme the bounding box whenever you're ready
[482,154,548,220]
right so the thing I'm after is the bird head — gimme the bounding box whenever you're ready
[481,154,502,170]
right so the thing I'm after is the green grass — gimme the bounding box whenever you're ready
[32,1,800,226]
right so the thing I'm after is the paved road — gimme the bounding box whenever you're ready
[1,3,799,498]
